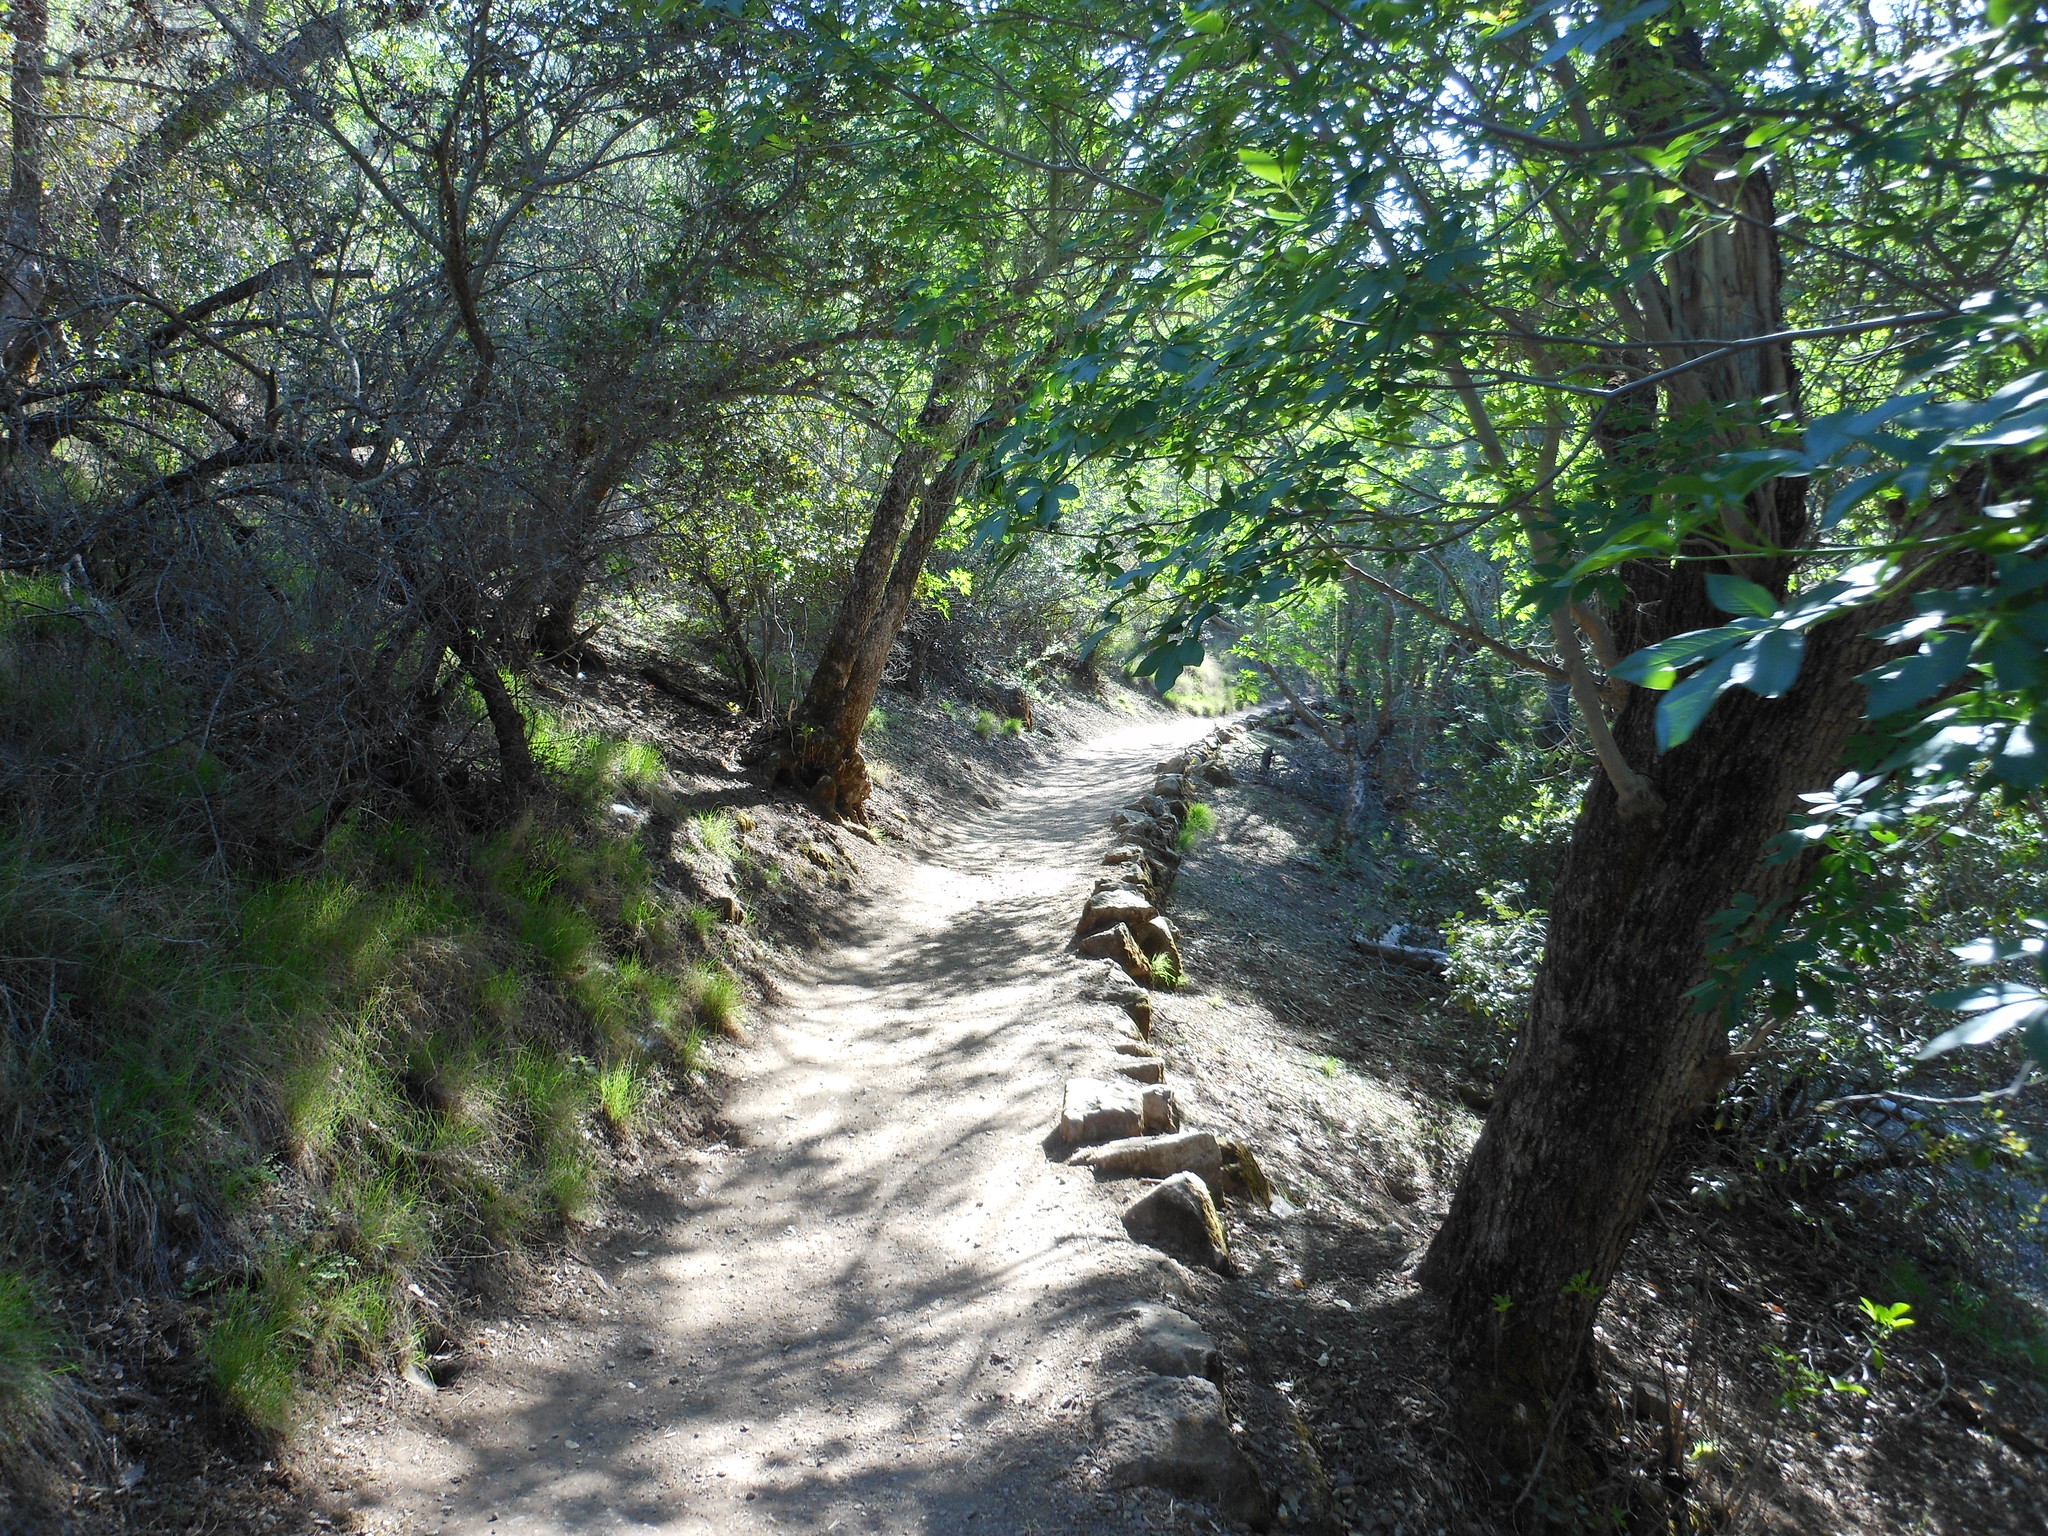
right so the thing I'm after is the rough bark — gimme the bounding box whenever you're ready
[783,355,976,809]
[1,0,48,375]
[1420,52,1820,1467]
[789,389,996,820]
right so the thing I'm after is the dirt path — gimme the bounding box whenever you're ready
[336,714,1216,1536]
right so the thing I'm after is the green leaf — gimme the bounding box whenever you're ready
[1612,624,1753,689]
[1859,630,1973,718]
[1917,985,2048,1058]
[1236,147,1297,186]
[1705,572,1780,619]
[1656,649,1741,750]
[1728,627,1806,699]
[1182,3,1227,34]
[1536,0,1668,66]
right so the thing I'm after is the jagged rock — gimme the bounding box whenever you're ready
[1115,1039,1159,1057]
[1154,773,1191,798]
[1073,1130,1220,1183]
[1080,922,1152,982]
[1215,1142,1275,1208]
[1109,808,1164,838]
[1122,1173,1230,1271]
[1113,1056,1165,1083]
[1200,761,1236,788]
[1142,1083,1181,1133]
[1058,1077,1148,1145]
[1121,1303,1221,1380]
[1101,842,1152,867]
[1127,994,1154,1034]
[1132,914,1182,973]
[1100,860,1157,894]
[1135,794,1177,827]
[1158,753,1191,775]
[1092,1376,1268,1527]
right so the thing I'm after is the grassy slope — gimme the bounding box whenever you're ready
[0,581,756,1513]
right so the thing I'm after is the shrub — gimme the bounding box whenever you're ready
[1176,801,1217,851]
[1444,884,1547,1035]
[865,705,890,734]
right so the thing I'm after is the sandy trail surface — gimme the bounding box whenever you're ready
[340,714,1216,1536]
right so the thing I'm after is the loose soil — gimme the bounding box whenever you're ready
[322,713,1231,1536]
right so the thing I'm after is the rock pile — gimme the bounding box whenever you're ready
[1073,726,1240,986]
[1051,718,1276,1528]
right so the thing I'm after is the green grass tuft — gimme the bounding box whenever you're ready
[0,1273,61,1434]
[1176,801,1217,852]
[686,963,745,1035]
[594,1059,648,1133]
[972,709,999,740]
[690,810,738,862]
[685,902,720,941]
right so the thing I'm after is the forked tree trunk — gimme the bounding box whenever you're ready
[784,356,976,812]
[787,389,1005,819]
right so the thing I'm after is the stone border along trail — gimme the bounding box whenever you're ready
[334,713,1281,1536]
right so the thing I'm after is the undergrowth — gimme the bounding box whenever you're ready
[0,576,747,1470]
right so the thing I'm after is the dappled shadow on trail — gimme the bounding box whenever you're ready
[345,718,1220,1536]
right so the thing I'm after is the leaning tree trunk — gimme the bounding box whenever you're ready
[783,355,975,810]
[788,393,1001,820]
[1419,58,1824,1469]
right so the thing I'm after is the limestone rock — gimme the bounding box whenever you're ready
[1080,886,1159,939]
[1200,761,1235,788]
[1058,1077,1148,1145]
[1079,922,1152,983]
[1122,1303,1220,1380]
[1092,1376,1267,1527]
[1113,1056,1165,1084]
[1122,1172,1229,1271]
[1073,1130,1220,1184]
[1135,794,1177,828]
[1153,773,1190,798]
[1101,842,1152,867]
[1115,1039,1159,1057]
[1142,1083,1182,1133]
[1126,994,1154,1034]
[711,893,746,924]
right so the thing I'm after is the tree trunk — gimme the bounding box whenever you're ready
[694,567,767,718]
[1418,545,1874,1470]
[1420,70,1818,1469]
[1,0,48,376]
[444,621,537,800]
[789,401,994,819]
[783,354,976,809]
